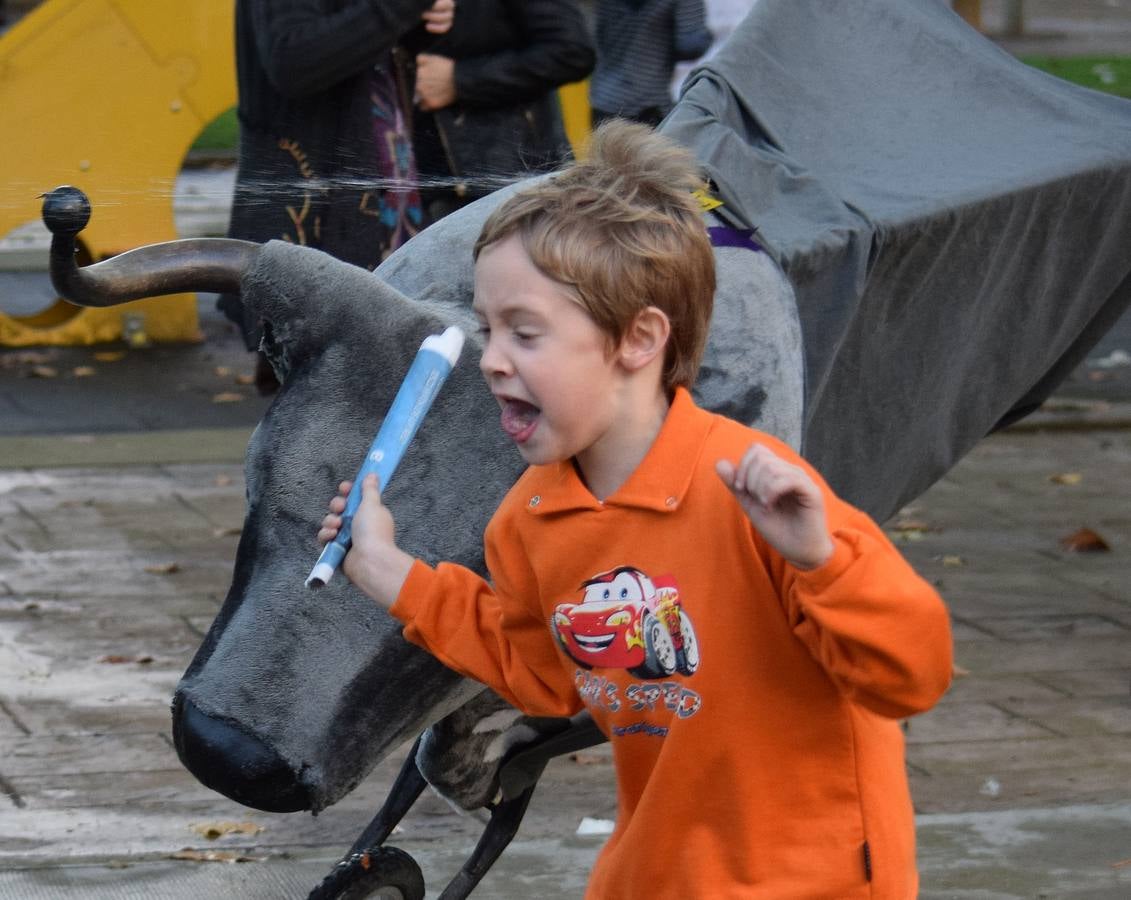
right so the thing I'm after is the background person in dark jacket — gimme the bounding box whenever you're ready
[411,0,595,221]
[590,0,712,127]
[219,0,454,390]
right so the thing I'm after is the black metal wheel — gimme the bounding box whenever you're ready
[308,846,425,900]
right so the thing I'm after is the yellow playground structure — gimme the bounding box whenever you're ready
[0,0,591,347]
[0,0,236,345]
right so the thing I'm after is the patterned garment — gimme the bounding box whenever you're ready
[590,0,712,120]
[220,54,424,349]
[364,60,424,256]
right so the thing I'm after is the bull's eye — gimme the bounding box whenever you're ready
[605,611,631,626]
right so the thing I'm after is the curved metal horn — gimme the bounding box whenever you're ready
[42,185,261,307]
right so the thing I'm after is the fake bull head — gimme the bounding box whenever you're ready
[173,244,519,813]
[42,184,804,814]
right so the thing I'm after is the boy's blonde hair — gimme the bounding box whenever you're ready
[474,120,715,391]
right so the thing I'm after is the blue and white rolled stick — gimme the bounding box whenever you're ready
[305,326,465,589]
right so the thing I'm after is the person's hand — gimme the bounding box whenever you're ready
[716,444,835,570]
[421,0,455,35]
[318,476,397,546]
[415,53,457,111]
[317,479,351,545]
[317,475,413,607]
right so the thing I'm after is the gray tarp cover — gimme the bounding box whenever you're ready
[662,0,1131,520]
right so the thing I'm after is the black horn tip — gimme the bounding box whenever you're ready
[42,185,92,236]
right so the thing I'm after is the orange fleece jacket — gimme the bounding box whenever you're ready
[391,388,953,898]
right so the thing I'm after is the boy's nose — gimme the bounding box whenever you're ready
[478,338,510,378]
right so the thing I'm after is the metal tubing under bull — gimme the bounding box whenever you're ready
[306,326,465,588]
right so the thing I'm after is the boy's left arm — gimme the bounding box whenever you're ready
[778,498,954,719]
[719,441,953,719]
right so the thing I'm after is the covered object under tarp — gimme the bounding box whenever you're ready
[662,0,1131,521]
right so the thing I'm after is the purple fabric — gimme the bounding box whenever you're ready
[707,225,763,254]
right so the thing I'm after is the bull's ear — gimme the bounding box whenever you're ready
[258,318,291,384]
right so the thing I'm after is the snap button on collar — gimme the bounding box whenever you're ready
[665,496,677,508]
[529,495,541,508]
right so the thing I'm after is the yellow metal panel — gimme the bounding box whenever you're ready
[107,0,236,130]
[953,0,982,30]
[558,80,591,159]
[0,0,236,345]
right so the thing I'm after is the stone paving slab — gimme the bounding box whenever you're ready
[918,803,1131,899]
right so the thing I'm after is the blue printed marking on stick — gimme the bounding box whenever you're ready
[305,327,465,588]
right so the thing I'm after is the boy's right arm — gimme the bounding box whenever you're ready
[321,476,581,718]
[390,555,582,719]
[318,475,414,608]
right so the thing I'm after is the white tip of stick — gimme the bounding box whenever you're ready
[305,562,335,589]
[422,326,465,367]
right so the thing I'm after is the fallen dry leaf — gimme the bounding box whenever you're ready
[569,750,611,766]
[887,517,937,543]
[190,821,264,841]
[889,518,934,532]
[214,366,233,378]
[93,351,126,363]
[942,555,965,567]
[144,562,181,575]
[214,474,234,487]
[1059,528,1110,553]
[211,392,245,404]
[213,526,242,538]
[1039,399,1107,415]
[28,365,58,379]
[952,664,971,678]
[72,366,97,377]
[98,654,154,665]
[170,848,264,864]
[1,350,56,368]
[234,373,256,386]
[1048,472,1083,486]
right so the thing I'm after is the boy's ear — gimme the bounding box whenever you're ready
[618,306,671,373]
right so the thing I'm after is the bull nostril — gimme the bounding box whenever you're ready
[172,694,311,813]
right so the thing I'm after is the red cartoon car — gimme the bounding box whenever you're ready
[551,566,699,679]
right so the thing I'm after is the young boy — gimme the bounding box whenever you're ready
[319,121,953,898]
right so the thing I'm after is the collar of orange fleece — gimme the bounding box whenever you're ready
[520,387,714,516]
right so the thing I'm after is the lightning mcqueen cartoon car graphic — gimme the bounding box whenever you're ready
[551,566,699,679]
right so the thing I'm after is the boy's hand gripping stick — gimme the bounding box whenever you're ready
[305,326,465,589]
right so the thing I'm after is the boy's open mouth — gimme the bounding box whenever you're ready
[500,398,540,443]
